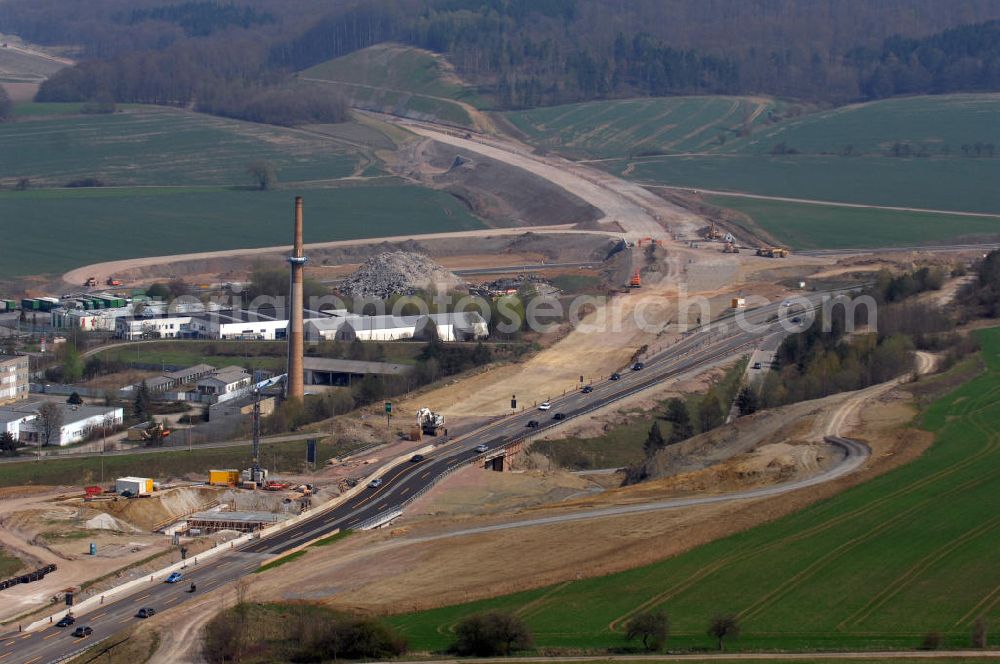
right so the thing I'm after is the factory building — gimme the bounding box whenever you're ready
[302,358,413,387]
[305,311,489,342]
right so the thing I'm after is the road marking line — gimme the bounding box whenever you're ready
[135,593,150,601]
[420,472,430,479]
[0,652,12,661]
[90,613,105,621]
[119,616,132,624]
[165,596,179,604]
[25,657,41,664]
[43,632,60,640]
[401,487,410,495]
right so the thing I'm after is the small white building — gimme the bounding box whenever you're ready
[197,368,252,399]
[0,401,124,447]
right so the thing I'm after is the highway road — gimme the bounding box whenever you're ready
[0,293,848,664]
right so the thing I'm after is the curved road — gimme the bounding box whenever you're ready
[0,292,875,664]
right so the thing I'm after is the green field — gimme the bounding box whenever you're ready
[0,436,359,488]
[504,96,779,160]
[0,184,484,277]
[0,550,24,578]
[302,43,489,128]
[94,340,423,373]
[1,105,363,186]
[390,328,1000,653]
[721,94,1000,156]
[624,154,1000,215]
[708,195,1000,250]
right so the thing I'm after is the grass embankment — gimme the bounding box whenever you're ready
[389,328,1000,653]
[0,551,24,578]
[532,359,747,470]
[302,43,490,127]
[0,437,361,488]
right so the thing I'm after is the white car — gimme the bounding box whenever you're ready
[538,402,551,411]
[781,301,792,307]
[369,478,383,489]
[475,444,489,453]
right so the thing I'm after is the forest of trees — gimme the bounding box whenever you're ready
[7,0,1000,115]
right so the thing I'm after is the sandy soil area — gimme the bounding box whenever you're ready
[240,371,932,616]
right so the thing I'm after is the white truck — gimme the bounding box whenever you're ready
[415,407,445,436]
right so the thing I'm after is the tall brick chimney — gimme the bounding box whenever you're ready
[286,196,306,399]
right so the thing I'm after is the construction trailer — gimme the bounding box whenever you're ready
[208,469,241,486]
[115,477,153,497]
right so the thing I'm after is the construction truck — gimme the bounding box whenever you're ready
[703,223,723,241]
[416,407,445,436]
[722,242,740,254]
[629,270,642,288]
[105,277,123,287]
[756,247,789,258]
[84,277,97,288]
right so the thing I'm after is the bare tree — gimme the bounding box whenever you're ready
[37,402,64,447]
[246,160,277,191]
[626,610,669,651]
[708,614,741,651]
[972,617,989,648]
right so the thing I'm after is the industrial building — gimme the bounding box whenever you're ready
[115,309,308,341]
[0,354,29,405]
[305,311,489,342]
[0,401,124,446]
[302,357,413,387]
[196,368,252,398]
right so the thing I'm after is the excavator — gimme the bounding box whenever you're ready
[629,271,642,288]
[756,247,790,258]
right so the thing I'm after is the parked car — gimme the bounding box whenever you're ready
[792,316,802,324]
[410,454,425,463]
[474,443,489,453]
[136,608,156,619]
[164,572,183,584]
[553,413,567,421]
[610,373,621,381]
[538,402,551,410]
[72,626,93,638]
[753,362,762,370]
[56,615,75,627]
[581,385,593,394]
[527,420,540,428]
[632,362,644,371]
[369,478,383,489]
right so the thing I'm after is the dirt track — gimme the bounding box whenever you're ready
[61,224,614,286]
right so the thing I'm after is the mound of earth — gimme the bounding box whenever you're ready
[339,251,461,299]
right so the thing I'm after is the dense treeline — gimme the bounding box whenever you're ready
[122,2,275,38]
[758,314,915,409]
[8,0,1000,113]
[854,20,1000,98]
[959,249,1000,318]
[0,86,11,122]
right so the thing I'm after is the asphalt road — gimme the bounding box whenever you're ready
[0,294,844,664]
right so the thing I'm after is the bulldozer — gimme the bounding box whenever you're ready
[84,277,97,288]
[756,247,789,258]
[629,270,642,288]
[722,242,740,254]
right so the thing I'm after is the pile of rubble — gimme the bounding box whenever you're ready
[340,251,461,299]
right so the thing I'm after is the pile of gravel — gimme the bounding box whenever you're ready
[340,251,461,299]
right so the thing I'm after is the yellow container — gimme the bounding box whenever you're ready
[209,469,240,486]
